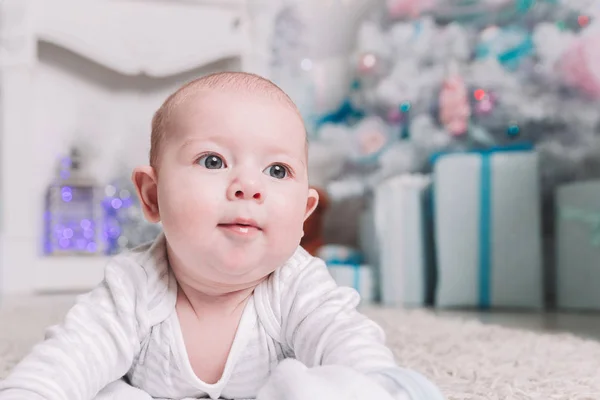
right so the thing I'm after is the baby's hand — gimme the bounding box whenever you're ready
[256,358,397,400]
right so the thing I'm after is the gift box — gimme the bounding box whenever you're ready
[318,245,376,303]
[360,174,435,307]
[432,144,543,309]
[556,180,600,310]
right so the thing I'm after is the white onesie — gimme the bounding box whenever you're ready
[0,234,444,400]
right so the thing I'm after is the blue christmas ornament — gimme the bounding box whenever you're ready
[507,123,520,138]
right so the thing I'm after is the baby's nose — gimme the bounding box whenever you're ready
[227,177,265,203]
[234,188,262,201]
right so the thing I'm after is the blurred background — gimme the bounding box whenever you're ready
[1,0,600,335]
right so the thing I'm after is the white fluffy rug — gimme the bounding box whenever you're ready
[2,296,600,400]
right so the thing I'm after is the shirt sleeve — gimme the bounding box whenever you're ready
[0,257,150,400]
[278,256,445,400]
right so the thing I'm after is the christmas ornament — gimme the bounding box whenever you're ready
[386,107,404,124]
[439,62,471,136]
[473,89,497,115]
[357,53,379,75]
[558,31,600,99]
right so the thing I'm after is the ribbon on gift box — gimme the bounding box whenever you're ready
[560,207,600,247]
[431,142,534,309]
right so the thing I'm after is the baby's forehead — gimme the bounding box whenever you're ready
[150,71,307,168]
[176,85,297,115]
[166,87,307,149]
[168,86,304,133]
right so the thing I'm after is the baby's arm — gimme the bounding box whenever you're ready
[278,257,445,400]
[0,258,149,400]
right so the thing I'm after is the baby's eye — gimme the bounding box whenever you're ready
[197,154,226,169]
[264,164,289,179]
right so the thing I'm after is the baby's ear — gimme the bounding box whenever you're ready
[132,166,161,223]
[304,187,320,221]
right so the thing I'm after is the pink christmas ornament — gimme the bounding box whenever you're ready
[387,0,436,19]
[474,90,497,116]
[386,108,403,123]
[358,53,379,75]
[558,32,600,99]
[439,67,471,136]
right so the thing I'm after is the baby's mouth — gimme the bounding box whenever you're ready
[217,219,262,235]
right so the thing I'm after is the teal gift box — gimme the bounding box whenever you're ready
[431,144,543,309]
[318,245,375,303]
[360,174,434,307]
[556,181,600,310]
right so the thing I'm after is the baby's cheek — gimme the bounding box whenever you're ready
[268,202,306,242]
[161,195,217,240]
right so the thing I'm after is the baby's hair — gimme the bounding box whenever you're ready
[150,71,303,171]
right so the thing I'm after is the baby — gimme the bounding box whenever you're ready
[0,72,444,400]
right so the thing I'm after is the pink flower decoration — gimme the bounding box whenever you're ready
[387,0,436,19]
[439,74,471,136]
[558,32,600,99]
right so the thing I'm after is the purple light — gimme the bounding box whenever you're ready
[59,238,70,248]
[63,228,74,239]
[61,186,73,202]
[86,242,97,253]
[76,239,87,249]
[60,157,71,169]
[111,198,123,209]
[80,219,92,229]
[108,226,121,239]
[83,228,94,239]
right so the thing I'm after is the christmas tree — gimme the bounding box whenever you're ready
[306,0,600,198]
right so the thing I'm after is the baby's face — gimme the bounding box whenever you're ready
[156,90,317,288]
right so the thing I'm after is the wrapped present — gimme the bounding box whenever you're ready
[556,181,600,310]
[432,143,543,309]
[318,245,375,303]
[360,174,434,307]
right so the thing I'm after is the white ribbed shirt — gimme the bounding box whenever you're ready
[0,234,438,400]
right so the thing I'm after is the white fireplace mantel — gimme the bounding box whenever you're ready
[0,0,278,296]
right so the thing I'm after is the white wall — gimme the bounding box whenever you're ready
[0,0,254,296]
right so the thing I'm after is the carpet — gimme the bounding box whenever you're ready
[1,296,599,399]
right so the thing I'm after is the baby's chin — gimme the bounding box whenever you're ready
[201,265,275,294]
[217,261,276,282]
